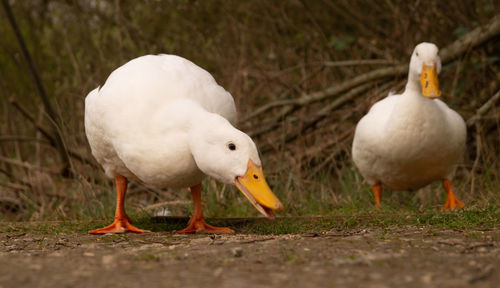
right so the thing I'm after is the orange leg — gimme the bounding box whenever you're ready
[441,179,464,211]
[372,183,382,210]
[175,184,234,234]
[89,176,150,234]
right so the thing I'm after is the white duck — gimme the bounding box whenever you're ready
[85,54,283,234]
[352,43,466,210]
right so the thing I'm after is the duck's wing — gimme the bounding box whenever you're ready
[92,55,236,123]
[85,86,137,179]
[156,55,237,124]
[433,98,467,159]
[353,94,400,145]
[351,94,400,184]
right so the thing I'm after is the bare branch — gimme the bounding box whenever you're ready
[0,155,60,173]
[0,167,32,189]
[2,0,72,175]
[439,14,500,63]
[467,90,500,128]
[1,0,56,121]
[323,59,397,67]
[259,82,374,151]
[243,14,500,124]
[9,98,56,145]
[8,98,95,168]
[0,135,51,144]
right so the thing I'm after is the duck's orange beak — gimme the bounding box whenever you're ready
[420,63,441,98]
[235,160,283,219]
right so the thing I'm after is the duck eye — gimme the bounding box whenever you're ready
[228,143,236,151]
[416,52,419,57]
[253,174,259,179]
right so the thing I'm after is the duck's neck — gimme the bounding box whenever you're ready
[185,103,235,178]
[186,103,253,185]
[397,69,429,114]
[187,103,233,136]
[404,70,422,95]
[386,71,429,133]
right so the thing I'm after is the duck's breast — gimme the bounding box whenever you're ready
[353,93,466,190]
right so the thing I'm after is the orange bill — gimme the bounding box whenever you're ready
[420,63,441,98]
[235,160,283,219]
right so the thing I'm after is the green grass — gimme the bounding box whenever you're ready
[2,161,497,237]
[2,165,497,235]
[1,206,497,235]
[200,165,499,221]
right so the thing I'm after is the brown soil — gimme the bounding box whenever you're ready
[0,226,498,288]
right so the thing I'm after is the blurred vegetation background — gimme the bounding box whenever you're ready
[0,0,499,221]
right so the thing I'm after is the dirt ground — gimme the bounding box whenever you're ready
[0,225,498,288]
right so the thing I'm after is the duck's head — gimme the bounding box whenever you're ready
[189,114,283,218]
[409,42,442,98]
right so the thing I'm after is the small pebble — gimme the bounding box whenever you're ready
[231,247,243,257]
[477,247,488,253]
[102,255,115,265]
[214,267,223,277]
[421,273,432,284]
[29,264,42,270]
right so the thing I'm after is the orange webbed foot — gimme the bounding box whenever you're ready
[89,218,150,234]
[441,196,465,211]
[441,179,465,212]
[175,218,234,234]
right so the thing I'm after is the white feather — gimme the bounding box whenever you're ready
[85,54,261,189]
[352,43,466,190]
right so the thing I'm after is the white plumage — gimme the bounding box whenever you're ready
[352,90,466,190]
[85,55,250,188]
[85,54,281,234]
[352,43,466,209]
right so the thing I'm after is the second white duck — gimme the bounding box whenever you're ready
[352,42,466,210]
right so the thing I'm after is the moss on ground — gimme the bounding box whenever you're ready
[1,206,497,235]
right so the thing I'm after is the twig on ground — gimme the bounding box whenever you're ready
[461,243,494,253]
[468,265,494,284]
